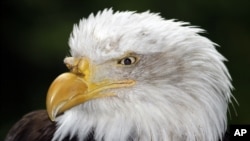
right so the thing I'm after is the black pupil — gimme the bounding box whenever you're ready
[123,58,132,65]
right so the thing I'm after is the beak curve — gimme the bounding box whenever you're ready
[46,58,135,121]
[46,72,88,121]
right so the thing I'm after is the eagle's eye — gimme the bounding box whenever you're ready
[119,56,137,65]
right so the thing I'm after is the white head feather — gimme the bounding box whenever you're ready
[53,9,233,141]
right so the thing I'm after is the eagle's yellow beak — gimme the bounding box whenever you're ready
[46,57,135,121]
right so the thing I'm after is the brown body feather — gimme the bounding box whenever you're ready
[4,110,88,141]
[5,110,56,141]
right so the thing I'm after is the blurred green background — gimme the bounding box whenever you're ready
[1,0,249,139]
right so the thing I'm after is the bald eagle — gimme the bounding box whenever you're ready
[5,9,234,141]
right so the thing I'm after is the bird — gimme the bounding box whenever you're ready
[5,8,234,141]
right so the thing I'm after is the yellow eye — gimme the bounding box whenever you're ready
[119,56,137,65]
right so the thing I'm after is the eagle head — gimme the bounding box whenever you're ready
[46,9,233,141]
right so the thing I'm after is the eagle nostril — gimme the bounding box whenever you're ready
[64,57,89,77]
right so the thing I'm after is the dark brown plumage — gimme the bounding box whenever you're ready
[4,110,95,141]
[5,110,55,141]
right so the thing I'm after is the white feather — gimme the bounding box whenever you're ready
[53,8,233,141]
